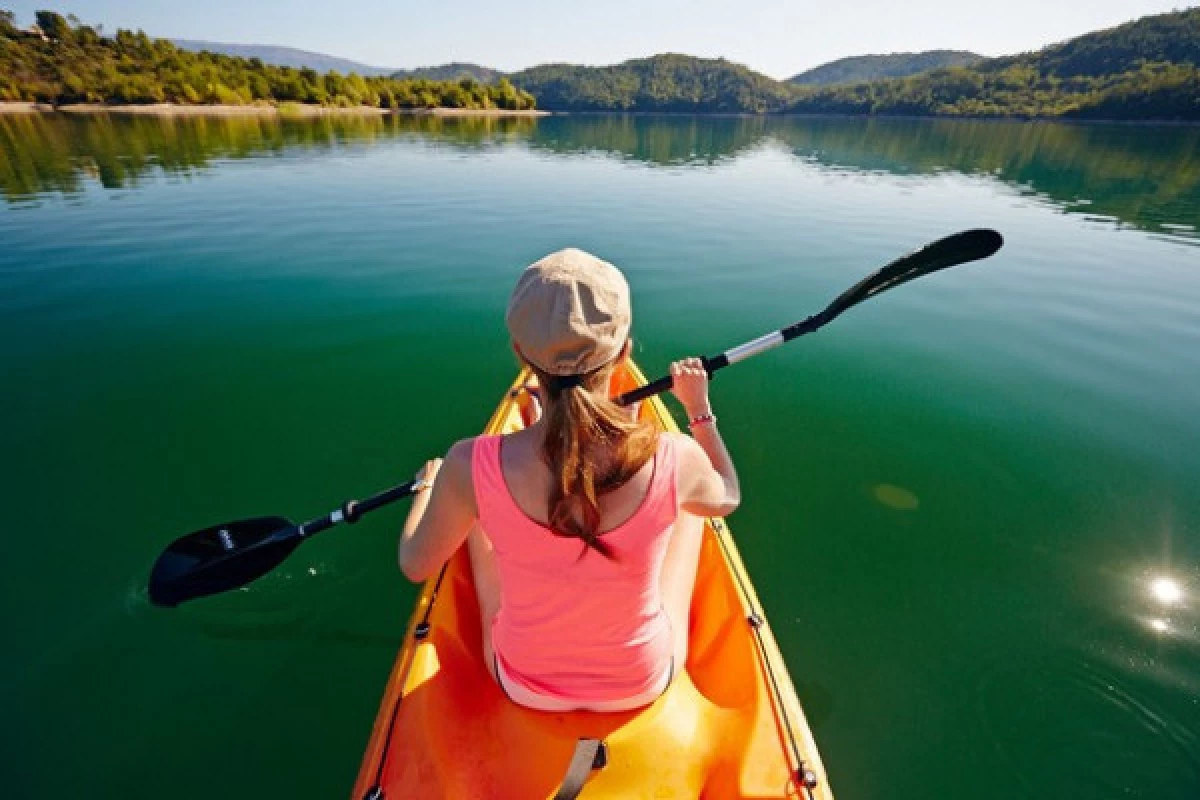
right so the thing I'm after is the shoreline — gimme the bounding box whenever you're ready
[1,102,1192,125]
[0,102,549,117]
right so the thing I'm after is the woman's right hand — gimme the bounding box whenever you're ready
[669,357,712,417]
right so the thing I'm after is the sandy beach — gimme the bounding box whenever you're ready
[0,101,549,117]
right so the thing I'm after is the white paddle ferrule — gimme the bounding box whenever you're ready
[723,331,785,365]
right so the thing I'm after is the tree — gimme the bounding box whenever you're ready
[35,11,72,41]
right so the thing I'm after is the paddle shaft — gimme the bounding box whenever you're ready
[295,479,421,538]
[615,227,1002,406]
[266,228,1002,522]
[149,228,1002,605]
[614,309,833,406]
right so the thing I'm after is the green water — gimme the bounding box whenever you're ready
[2,113,1198,799]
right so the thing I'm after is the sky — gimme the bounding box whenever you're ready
[6,1,1191,78]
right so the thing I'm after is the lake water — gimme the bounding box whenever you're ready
[2,112,1198,799]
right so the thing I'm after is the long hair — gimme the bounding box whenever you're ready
[529,356,659,559]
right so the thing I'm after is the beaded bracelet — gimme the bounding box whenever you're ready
[688,412,717,429]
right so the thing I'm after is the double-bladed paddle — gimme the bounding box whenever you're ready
[614,228,1003,405]
[147,228,1003,607]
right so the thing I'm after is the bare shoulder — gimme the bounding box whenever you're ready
[440,437,477,494]
[663,430,706,467]
[445,436,475,466]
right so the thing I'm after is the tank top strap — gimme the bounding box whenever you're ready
[470,434,506,521]
[637,433,679,528]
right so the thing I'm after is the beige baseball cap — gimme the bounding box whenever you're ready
[505,248,632,376]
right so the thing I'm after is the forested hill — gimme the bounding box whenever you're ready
[789,51,983,86]
[391,63,503,83]
[171,40,394,75]
[0,12,535,110]
[786,7,1200,120]
[509,7,1200,118]
[509,54,793,113]
[987,7,1200,77]
[4,6,1198,120]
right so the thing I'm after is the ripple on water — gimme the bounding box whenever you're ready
[973,652,1200,798]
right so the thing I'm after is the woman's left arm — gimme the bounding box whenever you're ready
[398,439,477,582]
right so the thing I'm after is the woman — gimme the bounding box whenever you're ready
[398,248,740,712]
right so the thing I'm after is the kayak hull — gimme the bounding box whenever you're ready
[353,362,833,799]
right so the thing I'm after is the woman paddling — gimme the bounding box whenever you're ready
[397,248,741,712]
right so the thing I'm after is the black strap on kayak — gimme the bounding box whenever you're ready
[552,738,608,800]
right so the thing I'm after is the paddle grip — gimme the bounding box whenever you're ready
[614,355,726,407]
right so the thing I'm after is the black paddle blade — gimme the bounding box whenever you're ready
[148,516,301,607]
[824,229,1003,319]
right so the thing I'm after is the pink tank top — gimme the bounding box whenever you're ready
[472,433,678,703]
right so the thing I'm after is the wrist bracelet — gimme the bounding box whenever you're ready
[688,412,717,429]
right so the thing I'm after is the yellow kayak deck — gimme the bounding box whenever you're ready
[352,361,833,799]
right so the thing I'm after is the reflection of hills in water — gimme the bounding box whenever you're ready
[0,113,538,201]
[766,118,1200,241]
[527,115,770,166]
[2,112,1196,241]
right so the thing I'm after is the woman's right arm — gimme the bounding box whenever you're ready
[669,358,740,517]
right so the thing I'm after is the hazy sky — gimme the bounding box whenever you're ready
[6,1,1189,78]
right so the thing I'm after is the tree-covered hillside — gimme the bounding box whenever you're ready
[0,11,535,110]
[509,54,793,113]
[789,51,983,86]
[3,6,1198,120]
[786,7,1200,119]
[986,7,1200,78]
[391,63,503,83]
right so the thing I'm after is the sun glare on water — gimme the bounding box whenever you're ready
[1149,576,1184,606]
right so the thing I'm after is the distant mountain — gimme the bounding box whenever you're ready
[509,54,793,112]
[789,51,983,86]
[983,6,1200,77]
[391,63,504,83]
[786,7,1200,120]
[171,40,395,75]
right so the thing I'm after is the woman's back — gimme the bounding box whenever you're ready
[397,247,740,713]
[473,430,681,703]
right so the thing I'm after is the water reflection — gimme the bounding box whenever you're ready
[2,112,1197,241]
[1150,576,1184,606]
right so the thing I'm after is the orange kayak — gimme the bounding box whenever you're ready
[352,360,834,799]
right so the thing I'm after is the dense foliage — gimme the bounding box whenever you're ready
[391,63,503,83]
[786,8,1200,119]
[509,54,793,113]
[788,51,983,86]
[511,8,1199,119]
[0,11,535,110]
[986,7,1200,78]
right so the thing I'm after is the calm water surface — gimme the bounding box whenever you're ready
[2,113,1199,799]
